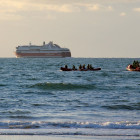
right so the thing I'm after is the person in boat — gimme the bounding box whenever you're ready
[65,65,68,69]
[89,64,94,70]
[72,65,76,70]
[79,64,82,70]
[87,64,90,70]
[133,60,140,69]
[82,64,86,69]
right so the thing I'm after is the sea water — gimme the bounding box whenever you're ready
[0,58,139,137]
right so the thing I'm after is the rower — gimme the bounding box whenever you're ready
[82,64,85,69]
[87,64,90,69]
[89,64,93,70]
[79,64,82,70]
[72,65,76,70]
[65,65,68,69]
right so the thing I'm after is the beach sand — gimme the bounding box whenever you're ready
[0,135,140,140]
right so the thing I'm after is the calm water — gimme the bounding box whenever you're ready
[0,58,140,136]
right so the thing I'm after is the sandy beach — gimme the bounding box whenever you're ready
[0,135,140,140]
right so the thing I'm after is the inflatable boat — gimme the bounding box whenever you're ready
[60,67,101,71]
[126,65,140,72]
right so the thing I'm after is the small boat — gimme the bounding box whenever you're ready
[60,67,101,71]
[126,65,140,72]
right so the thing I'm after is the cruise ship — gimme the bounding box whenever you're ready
[15,41,71,58]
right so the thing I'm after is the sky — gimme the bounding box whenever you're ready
[0,0,140,58]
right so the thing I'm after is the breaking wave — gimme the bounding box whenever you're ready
[0,121,140,129]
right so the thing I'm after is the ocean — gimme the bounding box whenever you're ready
[0,58,140,138]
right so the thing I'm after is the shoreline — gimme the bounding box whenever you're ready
[0,135,140,140]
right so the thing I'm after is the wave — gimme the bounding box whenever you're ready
[0,129,140,136]
[102,103,140,110]
[0,121,140,129]
[29,82,96,90]
[8,110,31,115]
[0,84,7,87]
[27,78,38,81]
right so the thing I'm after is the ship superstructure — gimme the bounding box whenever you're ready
[15,41,71,58]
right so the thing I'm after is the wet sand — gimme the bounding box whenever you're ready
[0,135,140,140]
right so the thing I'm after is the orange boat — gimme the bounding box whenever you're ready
[126,65,140,72]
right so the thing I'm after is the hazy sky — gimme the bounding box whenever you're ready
[0,0,140,57]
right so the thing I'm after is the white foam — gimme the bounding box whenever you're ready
[0,121,140,129]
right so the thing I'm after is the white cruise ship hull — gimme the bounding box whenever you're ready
[15,52,71,58]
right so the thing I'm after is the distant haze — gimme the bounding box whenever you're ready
[0,0,140,58]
